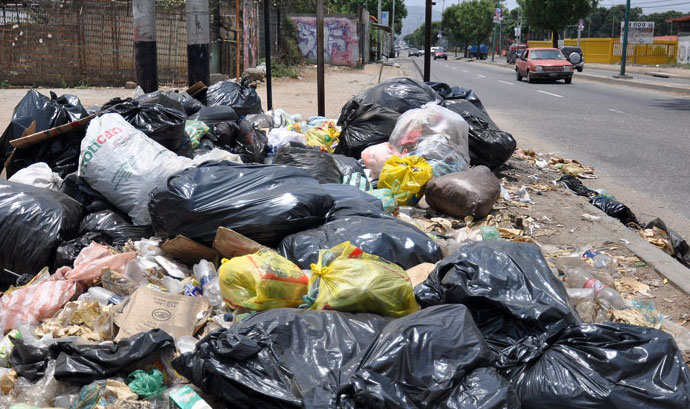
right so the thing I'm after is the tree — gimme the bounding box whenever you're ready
[645,11,684,36]
[519,0,593,47]
[403,21,442,48]
[442,0,494,55]
[329,0,408,35]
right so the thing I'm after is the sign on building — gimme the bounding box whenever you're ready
[620,21,654,44]
[381,11,389,26]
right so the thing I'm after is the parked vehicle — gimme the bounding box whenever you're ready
[515,48,573,84]
[507,44,528,64]
[433,47,448,60]
[560,46,584,72]
[408,48,421,57]
[468,44,488,60]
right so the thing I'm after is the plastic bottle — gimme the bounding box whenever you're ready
[193,260,218,291]
[162,276,184,294]
[480,225,501,241]
[564,269,626,310]
[87,287,123,306]
[203,277,224,308]
[576,301,597,322]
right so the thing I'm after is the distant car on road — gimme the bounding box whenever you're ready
[507,43,527,64]
[433,47,448,60]
[515,47,573,84]
[408,48,420,57]
[468,44,488,60]
[560,46,584,72]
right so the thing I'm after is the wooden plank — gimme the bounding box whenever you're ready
[9,115,95,150]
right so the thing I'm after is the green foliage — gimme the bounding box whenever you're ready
[325,0,408,35]
[585,8,682,38]
[403,21,442,49]
[442,0,494,50]
[271,61,300,78]
[0,80,8,89]
[75,80,89,89]
[277,18,303,66]
[519,0,592,46]
[158,0,185,11]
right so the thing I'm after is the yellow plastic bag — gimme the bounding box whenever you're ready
[219,250,308,310]
[378,155,433,206]
[305,242,420,317]
[305,120,340,153]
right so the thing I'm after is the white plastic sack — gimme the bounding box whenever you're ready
[78,113,191,225]
[389,103,470,176]
[361,142,400,179]
[265,128,306,164]
[191,148,243,165]
[7,162,63,191]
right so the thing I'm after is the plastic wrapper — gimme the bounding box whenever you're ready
[136,90,202,116]
[149,162,335,247]
[415,241,581,354]
[212,119,267,163]
[339,305,521,409]
[389,103,470,174]
[184,120,209,149]
[206,78,263,116]
[425,165,501,219]
[0,179,82,286]
[219,250,308,310]
[101,98,190,155]
[58,242,137,286]
[322,184,384,220]
[189,105,238,127]
[78,113,192,225]
[304,242,419,317]
[590,195,639,225]
[273,145,342,184]
[443,99,517,169]
[336,78,441,158]
[1,90,88,171]
[172,309,391,408]
[304,118,340,152]
[367,189,397,213]
[361,142,399,179]
[54,232,113,268]
[279,215,443,270]
[505,322,690,409]
[377,155,433,206]
[7,162,63,191]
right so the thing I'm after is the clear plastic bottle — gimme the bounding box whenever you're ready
[193,260,218,291]
[162,276,184,294]
[87,287,123,305]
[203,277,225,308]
[564,269,626,310]
[576,301,597,322]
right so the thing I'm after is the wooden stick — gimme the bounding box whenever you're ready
[9,114,95,150]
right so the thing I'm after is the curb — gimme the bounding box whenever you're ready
[472,60,690,96]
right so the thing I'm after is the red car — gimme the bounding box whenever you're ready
[515,47,573,84]
[433,47,448,60]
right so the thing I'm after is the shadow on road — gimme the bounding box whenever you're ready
[650,98,690,111]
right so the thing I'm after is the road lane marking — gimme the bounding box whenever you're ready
[476,74,486,78]
[498,80,513,85]
[462,70,469,73]
[608,108,626,114]
[537,90,563,98]
[452,66,458,70]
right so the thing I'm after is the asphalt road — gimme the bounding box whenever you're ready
[402,57,690,240]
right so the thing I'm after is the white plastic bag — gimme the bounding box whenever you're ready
[389,103,470,176]
[361,142,400,179]
[78,113,191,225]
[265,128,306,164]
[8,162,63,191]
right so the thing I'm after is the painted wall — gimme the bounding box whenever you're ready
[290,15,359,67]
[243,0,259,69]
[678,36,690,64]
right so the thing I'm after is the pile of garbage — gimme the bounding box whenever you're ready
[0,77,689,408]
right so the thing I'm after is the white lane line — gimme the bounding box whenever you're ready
[451,66,458,70]
[537,90,563,98]
[498,80,513,85]
[608,108,626,114]
[476,74,486,78]
[462,70,469,73]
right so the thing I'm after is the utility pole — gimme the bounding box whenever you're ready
[423,0,432,81]
[615,0,632,78]
[262,0,272,110]
[186,0,210,87]
[491,4,500,62]
[377,0,382,60]
[391,0,396,55]
[133,0,158,92]
[316,0,325,115]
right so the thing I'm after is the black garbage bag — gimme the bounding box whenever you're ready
[428,82,487,113]
[645,218,690,268]
[590,195,639,225]
[273,146,342,184]
[558,174,597,198]
[331,154,365,177]
[172,309,391,408]
[190,105,239,127]
[504,322,690,409]
[415,241,580,354]
[136,90,202,116]
[336,78,441,158]
[279,215,442,270]
[149,162,335,247]
[213,119,267,163]
[78,210,154,247]
[101,98,190,154]
[54,231,114,269]
[322,184,384,220]
[206,78,263,116]
[338,305,521,409]
[443,99,516,168]
[1,90,88,165]
[9,337,53,382]
[60,173,117,213]
[6,130,85,178]
[0,180,83,288]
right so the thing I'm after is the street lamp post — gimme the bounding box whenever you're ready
[615,0,632,78]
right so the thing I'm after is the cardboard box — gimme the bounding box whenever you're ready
[169,385,212,409]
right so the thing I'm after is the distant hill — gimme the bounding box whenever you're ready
[402,5,442,36]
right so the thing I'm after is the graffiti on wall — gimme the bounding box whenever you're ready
[243,0,259,69]
[290,16,359,66]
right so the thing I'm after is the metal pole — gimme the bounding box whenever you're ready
[577,27,581,47]
[316,0,325,116]
[491,24,496,62]
[133,0,158,92]
[619,0,631,77]
[186,0,210,87]
[263,0,272,110]
[235,0,241,80]
[377,0,382,60]
[423,0,431,81]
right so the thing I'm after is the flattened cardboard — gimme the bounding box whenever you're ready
[161,235,219,266]
[212,227,268,259]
